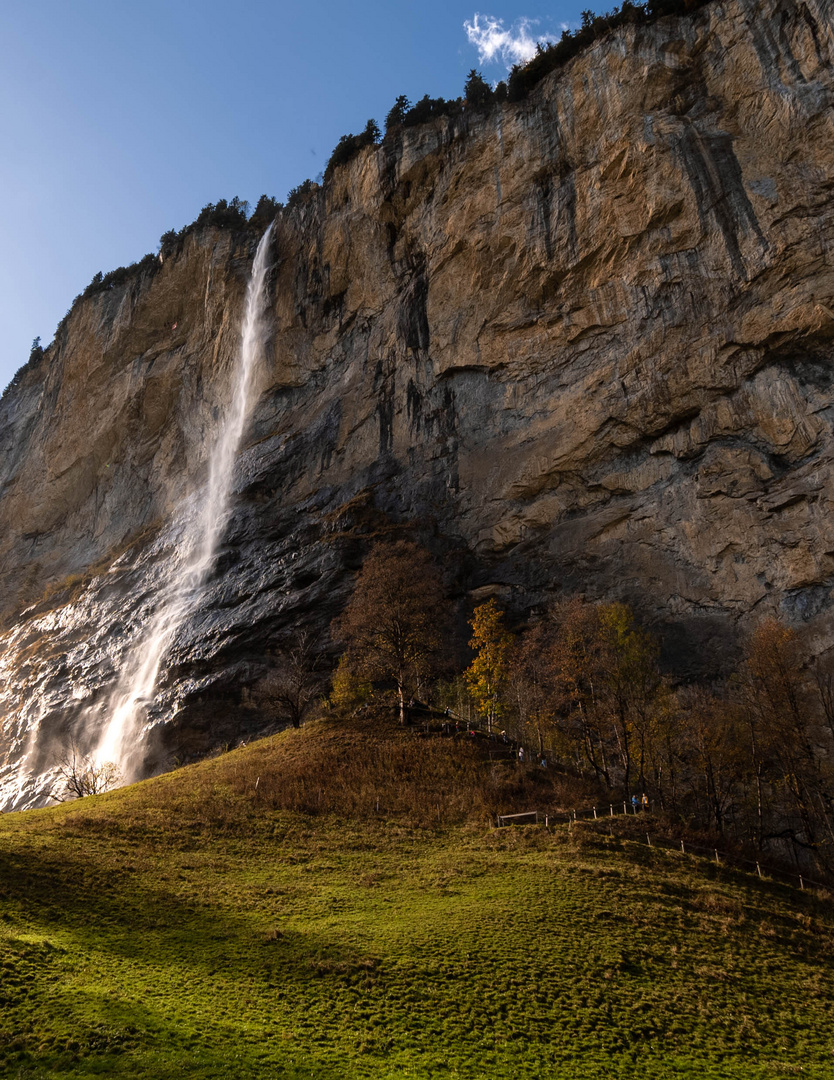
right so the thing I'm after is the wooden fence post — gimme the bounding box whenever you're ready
[756,863,762,878]
[680,840,685,854]
[715,849,720,866]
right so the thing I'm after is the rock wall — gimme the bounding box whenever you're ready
[2,0,834,807]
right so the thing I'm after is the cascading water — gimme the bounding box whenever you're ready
[94,224,274,782]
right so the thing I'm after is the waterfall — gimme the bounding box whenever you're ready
[94,224,274,782]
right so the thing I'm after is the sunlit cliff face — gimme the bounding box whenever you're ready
[3,0,834,809]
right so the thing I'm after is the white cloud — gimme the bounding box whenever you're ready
[463,13,540,70]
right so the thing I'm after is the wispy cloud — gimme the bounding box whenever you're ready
[463,13,540,70]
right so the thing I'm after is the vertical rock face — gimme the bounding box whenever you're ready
[2,0,834,807]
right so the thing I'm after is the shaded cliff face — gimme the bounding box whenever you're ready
[2,0,834,808]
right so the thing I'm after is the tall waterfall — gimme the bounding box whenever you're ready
[95,224,274,781]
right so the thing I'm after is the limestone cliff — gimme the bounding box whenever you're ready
[2,0,834,808]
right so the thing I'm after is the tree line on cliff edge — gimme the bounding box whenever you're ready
[257,539,834,879]
[7,0,716,403]
[319,0,712,186]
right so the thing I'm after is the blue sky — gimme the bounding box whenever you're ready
[1,1,585,393]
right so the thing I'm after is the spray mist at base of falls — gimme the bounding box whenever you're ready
[88,224,275,784]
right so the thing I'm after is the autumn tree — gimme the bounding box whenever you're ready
[329,655,373,713]
[333,541,447,723]
[550,598,611,785]
[509,619,558,755]
[671,686,744,832]
[465,599,514,733]
[541,598,661,795]
[253,630,326,729]
[738,618,833,866]
[596,603,661,798]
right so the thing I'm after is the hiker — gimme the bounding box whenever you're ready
[631,794,639,813]
[518,746,525,764]
[642,792,650,812]
[540,755,547,769]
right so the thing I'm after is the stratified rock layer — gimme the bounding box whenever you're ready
[2,0,834,806]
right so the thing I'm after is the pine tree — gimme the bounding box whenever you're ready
[464,69,493,108]
[385,95,411,132]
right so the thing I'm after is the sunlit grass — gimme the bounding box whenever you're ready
[1,717,832,1078]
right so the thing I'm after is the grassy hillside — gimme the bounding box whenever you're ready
[1,718,832,1079]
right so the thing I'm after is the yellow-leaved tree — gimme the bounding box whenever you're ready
[465,598,514,733]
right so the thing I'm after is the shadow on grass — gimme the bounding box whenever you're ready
[0,833,385,1080]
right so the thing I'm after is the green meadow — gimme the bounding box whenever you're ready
[1,718,832,1079]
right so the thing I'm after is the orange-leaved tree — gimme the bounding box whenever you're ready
[333,541,447,723]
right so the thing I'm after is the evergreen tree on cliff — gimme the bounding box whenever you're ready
[385,95,410,132]
[464,69,493,108]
